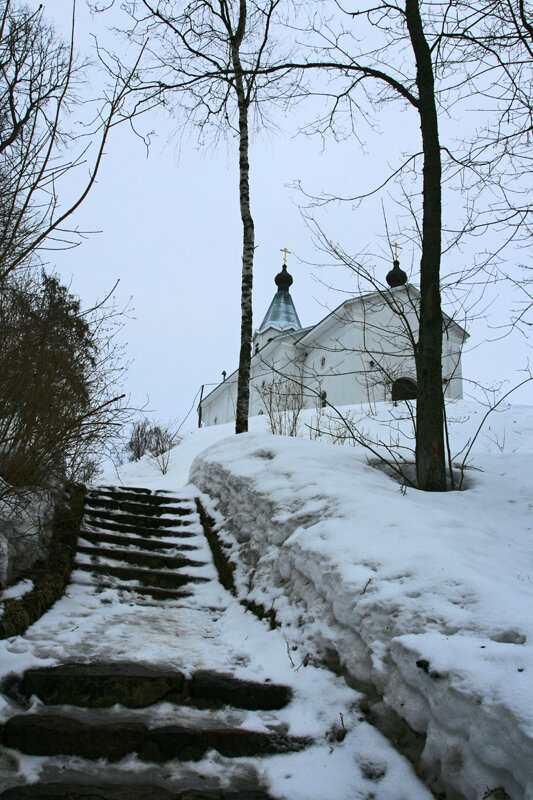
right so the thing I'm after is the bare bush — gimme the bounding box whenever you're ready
[256,377,304,437]
[148,423,180,475]
[125,419,180,474]
[126,420,152,462]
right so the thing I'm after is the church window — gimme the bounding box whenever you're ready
[321,390,327,408]
[320,356,326,368]
[391,377,417,402]
[369,359,376,369]
[214,416,218,424]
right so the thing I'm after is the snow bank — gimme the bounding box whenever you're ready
[189,413,533,800]
[0,485,55,589]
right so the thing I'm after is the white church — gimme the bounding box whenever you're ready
[199,255,468,426]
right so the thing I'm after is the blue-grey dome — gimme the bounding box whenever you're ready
[258,264,301,333]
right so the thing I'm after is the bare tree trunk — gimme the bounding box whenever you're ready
[405,0,446,491]
[232,6,255,435]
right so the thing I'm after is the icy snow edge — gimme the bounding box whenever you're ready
[190,431,533,800]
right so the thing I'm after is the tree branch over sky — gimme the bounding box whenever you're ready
[100,0,299,434]
[0,0,146,281]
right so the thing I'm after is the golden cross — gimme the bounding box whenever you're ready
[280,247,291,265]
[392,242,402,260]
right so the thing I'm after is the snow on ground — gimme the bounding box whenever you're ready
[4,399,528,798]
[0,579,34,603]
[0,488,55,589]
[179,401,533,800]
[0,451,432,798]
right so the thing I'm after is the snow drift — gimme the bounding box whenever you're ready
[0,484,55,591]
[190,408,533,800]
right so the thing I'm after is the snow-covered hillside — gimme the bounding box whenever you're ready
[111,400,533,799]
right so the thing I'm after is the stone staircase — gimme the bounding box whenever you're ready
[0,486,309,800]
[75,486,208,601]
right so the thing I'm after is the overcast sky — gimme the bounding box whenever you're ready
[35,0,533,433]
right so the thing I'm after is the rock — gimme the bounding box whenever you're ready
[23,663,186,709]
[1,714,147,761]
[141,726,208,762]
[0,784,178,799]
[189,671,292,710]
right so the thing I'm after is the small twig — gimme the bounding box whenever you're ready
[283,634,295,668]
[295,653,310,671]
[361,578,372,595]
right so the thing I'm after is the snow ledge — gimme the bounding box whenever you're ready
[190,431,533,800]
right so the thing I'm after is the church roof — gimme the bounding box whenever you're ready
[258,290,301,333]
[295,283,469,347]
[257,263,301,333]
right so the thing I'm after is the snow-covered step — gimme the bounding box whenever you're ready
[76,543,206,572]
[78,529,201,553]
[84,509,195,530]
[85,496,196,518]
[2,713,308,761]
[0,781,275,799]
[75,560,210,591]
[76,580,194,602]
[21,663,294,711]
[82,516,199,537]
[88,487,194,505]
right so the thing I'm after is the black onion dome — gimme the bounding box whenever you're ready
[275,264,293,292]
[386,259,408,288]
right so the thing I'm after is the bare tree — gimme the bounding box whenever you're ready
[439,0,533,330]
[96,0,297,434]
[245,0,513,489]
[0,270,131,498]
[0,0,145,279]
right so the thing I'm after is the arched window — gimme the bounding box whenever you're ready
[391,377,417,402]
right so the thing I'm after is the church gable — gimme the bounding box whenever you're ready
[199,255,468,426]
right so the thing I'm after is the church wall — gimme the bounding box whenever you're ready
[200,288,467,426]
[201,377,238,426]
[250,339,302,416]
[442,332,464,399]
[296,295,465,407]
[298,297,420,408]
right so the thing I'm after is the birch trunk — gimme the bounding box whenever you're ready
[405,0,447,491]
[231,7,255,435]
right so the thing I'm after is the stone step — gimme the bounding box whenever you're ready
[90,488,187,505]
[85,510,194,529]
[1,714,309,761]
[97,485,155,494]
[0,782,275,799]
[21,664,293,711]
[76,562,209,590]
[86,496,195,518]
[79,529,199,552]
[83,517,197,537]
[22,663,186,708]
[77,544,206,572]
[105,583,194,601]
[189,671,292,711]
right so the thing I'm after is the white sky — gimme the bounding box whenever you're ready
[35,0,533,431]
